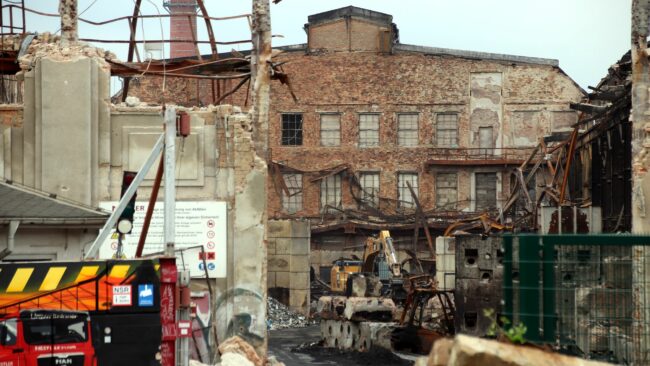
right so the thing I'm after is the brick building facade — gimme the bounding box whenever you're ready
[128,6,584,280]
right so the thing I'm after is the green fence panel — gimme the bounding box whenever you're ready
[519,235,540,342]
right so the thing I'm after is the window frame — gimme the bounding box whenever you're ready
[358,113,380,148]
[397,172,419,209]
[359,171,380,207]
[435,172,458,210]
[397,113,419,147]
[474,172,498,212]
[281,173,303,214]
[320,174,343,212]
[281,113,303,146]
[320,113,341,147]
[435,113,459,148]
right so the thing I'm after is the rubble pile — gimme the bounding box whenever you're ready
[267,297,312,330]
[415,335,614,366]
[0,35,26,51]
[18,33,117,72]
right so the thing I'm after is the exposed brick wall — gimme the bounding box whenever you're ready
[129,48,583,222]
[168,0,198,59]
[307,18,392,52]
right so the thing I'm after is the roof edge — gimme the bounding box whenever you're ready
[395,44,559,67]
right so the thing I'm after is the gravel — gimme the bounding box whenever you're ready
[267,297,315,330]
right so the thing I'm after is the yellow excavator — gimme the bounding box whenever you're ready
[329,258,362,292]
[327,230,406,301]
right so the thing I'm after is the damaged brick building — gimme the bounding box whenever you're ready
[128,6,585,284]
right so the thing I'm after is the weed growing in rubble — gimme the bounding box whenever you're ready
[483,308,528,344]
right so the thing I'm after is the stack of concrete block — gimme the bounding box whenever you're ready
[320,319,395,352]
[454,235,503,336]
[267,220,311,315]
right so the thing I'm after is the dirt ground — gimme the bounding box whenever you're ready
[268,326,412,366]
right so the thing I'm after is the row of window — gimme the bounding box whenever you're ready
[281,113,460,147]
[281,172,498,213]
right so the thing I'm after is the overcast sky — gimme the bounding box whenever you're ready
[24,0,631,90]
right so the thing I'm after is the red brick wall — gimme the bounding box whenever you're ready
[128,49,583,220]
[169,0,197,59]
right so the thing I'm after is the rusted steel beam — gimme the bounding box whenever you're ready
[15,6,250,25]
[0,54,20,74]
[136,153,163,258]
[406,181,435,258]
[558,128,579,204]
[121,0,142,102]
[80,38,252,45]
[196,0,218,59]
[107,58,249,77]
[187,14,202,61]
[426,159,526,166]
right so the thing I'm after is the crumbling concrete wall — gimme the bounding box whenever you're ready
[630,0,650,362]
[454,235,502,337]
[267,219,310,315]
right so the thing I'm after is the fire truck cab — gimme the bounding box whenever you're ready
[0,310,95,366]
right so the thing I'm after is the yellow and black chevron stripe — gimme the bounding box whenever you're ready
[0,260,161,298]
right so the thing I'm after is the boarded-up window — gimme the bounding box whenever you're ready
[475,172,497,211]
[398,114,418,146]
[511,111,541,147]
[398,173,418,208]
[436,173,457,210]
[282,173,303,213]
[359,172,380,206]
[359,114,379,147]
[281,114,303,146]
[321,174,342,211]
[436,114,458,147]
[321,114,341,146]
[478,126,494,155]
[552,111,577,131]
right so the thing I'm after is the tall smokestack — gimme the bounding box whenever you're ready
[164,0,199,59]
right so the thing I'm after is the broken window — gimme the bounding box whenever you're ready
[436,172,458,210]
[320,174,342,211]
[320,114,341,146]
[397,114,418,146]
[282,173,303,213]
[359,114,379,147]
[475,172,497,211]
[359,172,380,206]
[397,173,418,209]
[281,113,303,146]
[436,114,458,147]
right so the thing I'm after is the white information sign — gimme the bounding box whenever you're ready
[112,285,132,306]
[99,201,227,278]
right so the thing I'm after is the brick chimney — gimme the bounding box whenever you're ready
[164,0,198,59]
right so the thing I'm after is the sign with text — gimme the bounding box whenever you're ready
[112,285,132,306]
[99,201,227,278]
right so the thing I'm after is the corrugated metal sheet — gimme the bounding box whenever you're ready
[0,181,108,221]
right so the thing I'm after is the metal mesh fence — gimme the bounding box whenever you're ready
[503,235,650,365]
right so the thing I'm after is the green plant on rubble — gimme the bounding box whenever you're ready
[484,308,528,344]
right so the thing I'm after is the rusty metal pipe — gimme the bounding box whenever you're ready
[136,152,164,258]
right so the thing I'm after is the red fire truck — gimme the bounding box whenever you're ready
[0,310,96,366]
[0,258,179,366]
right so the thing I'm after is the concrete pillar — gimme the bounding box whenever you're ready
[23,56,108,206]
[630,0,650,362]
